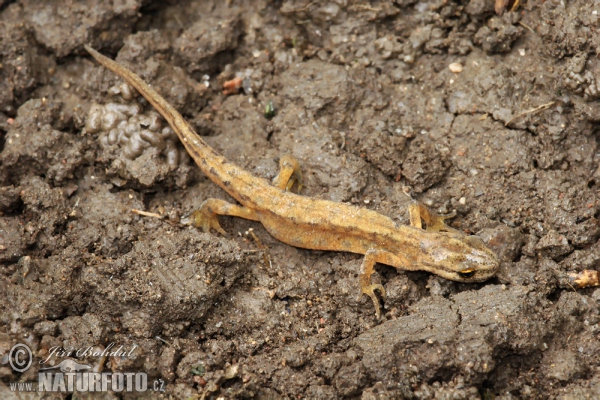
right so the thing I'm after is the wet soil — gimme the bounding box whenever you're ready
[2,0,600,398]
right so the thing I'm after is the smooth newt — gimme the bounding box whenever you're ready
[85,45,500,318]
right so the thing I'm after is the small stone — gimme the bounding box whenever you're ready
[478,225,525,262]
[449,62,463,73]
[224,364,239,379]
[535,230,572,259]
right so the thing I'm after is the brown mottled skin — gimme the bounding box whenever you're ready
[85,45,500,318]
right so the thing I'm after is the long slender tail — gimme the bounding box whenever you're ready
[84,45,261,205]
[84,45,215,160]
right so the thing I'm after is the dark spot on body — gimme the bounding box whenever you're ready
[238,193,251,203]
[187,147,203,162]
[223,181,231,187]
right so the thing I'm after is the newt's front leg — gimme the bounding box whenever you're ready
[408,201,459,233]
[359,202,458,318]
[272,154,303,192]
[359,249,411,319]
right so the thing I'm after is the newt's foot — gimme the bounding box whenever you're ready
[182,198,259,234]
[359,283,386,319]
[182,207,226,235]
[409,201,459,233]
[273,154,303,192]
[426,211,458,232]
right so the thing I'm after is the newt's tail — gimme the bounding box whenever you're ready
[84,45,263,205]
[84,45,218,162]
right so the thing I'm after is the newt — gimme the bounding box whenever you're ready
[85,45,500,318]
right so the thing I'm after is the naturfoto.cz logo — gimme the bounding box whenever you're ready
[7,343,165,393]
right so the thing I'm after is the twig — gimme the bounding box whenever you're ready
[248,230,272,270]
[155,336,172,346]
[518,21,534,34]
[132,209,164,219]
[505,101,555,126]
[351,4,381,12]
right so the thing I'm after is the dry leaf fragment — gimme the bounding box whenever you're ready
[568,270,600,289]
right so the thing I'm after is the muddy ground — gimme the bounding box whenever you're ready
[1,0,600,398]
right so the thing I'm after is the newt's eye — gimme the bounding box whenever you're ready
[458,269,476,279]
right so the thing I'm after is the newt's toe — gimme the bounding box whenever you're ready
[360,284,386,319]
[182,209,227,235]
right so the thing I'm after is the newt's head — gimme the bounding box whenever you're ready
[418,233,500,283]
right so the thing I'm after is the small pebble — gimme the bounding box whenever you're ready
[449,62,463,73]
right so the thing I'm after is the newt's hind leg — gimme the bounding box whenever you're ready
[182,198,259,234]
[272,154,303,192]
[408,201,459,233]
